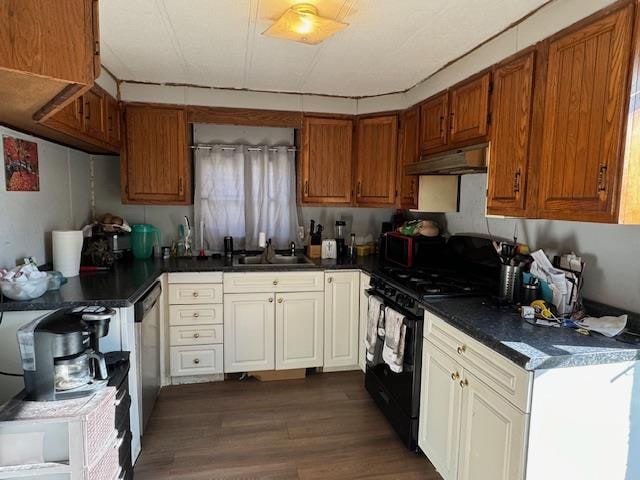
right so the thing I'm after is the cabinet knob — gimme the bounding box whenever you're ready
[273,280,278,285]
[193,333,200,338]
[457,345,466,355]
[193,358,200,364]
[304,180,309,195]
[193,312,199,318]
[277,298,283,303]
[193,291,199,297]
[451,371,460,380]
[327,277,333,284]
[513,168,521,193]
[459,378,469,388]
[269,297,274,303]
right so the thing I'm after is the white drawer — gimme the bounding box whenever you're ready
[425,311,532,412]
[170,345,224,376]
[168,272,223,284]
[169,283,223,304]
[223,271,324,293]
[170,325,224,346]
[169,304,223,326]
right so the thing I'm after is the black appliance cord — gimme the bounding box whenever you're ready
[0,292,24,377]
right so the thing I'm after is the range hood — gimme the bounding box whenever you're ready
[406,143,488,175]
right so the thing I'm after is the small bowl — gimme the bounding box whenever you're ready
[0,276,49,301]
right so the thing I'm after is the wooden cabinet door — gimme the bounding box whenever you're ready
[457,371,527,480]
[358,273,371,372]
[105,96,121,148]
[122,105,190,204]
[324,271,360,369]
[420,93,448,152]
[355,115,398,207]
[538,6,633,222]
[44,97,83,133]
[397,107,420,209]
[223,293,275,373]
[82,88,106,140]
[449,72,491,144]
[419,340,462,480]
[487,52,535,216]
[275,292,324,370]
[301,116,353,204]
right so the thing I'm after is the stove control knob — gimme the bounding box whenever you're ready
[396,293,405,305]
[406,298,415,308]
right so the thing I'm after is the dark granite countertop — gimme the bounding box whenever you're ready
[421,296,640,370]
[2,255,638,371]
[0,255,379,312]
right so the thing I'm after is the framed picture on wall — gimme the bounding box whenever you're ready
[3,135,40,192]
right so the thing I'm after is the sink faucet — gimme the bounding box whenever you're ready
[290,241,296,256]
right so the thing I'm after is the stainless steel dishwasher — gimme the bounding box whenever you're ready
[134,281,162,434]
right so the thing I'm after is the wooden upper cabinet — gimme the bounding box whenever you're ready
[538,5,633,222]
[355,114,398,207]
[0,0,97,85]
[398,107,420,209]
[122,105,191,205]
[487,51,536,217]
[300,116,353,205]
[420,93,448,152]
[82,88,106,141]
[449,72,491,144]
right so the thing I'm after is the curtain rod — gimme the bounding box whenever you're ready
[191,144,296,152]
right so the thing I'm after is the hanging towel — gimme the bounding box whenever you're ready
[366,295,384,361]
[382,307,406,373]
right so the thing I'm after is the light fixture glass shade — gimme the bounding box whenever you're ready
[262,4,348,45]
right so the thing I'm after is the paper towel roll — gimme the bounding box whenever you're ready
[52,230,83,277]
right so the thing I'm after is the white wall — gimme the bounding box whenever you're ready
[0,126,92,268]
[443,174,640,312]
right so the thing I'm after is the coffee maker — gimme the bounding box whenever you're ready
[17,306,115,401]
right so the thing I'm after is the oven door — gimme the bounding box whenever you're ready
[365,293,423,418]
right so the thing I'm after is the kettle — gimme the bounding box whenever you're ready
[321,239,337,259]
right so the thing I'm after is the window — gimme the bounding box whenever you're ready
[194,145,298,251]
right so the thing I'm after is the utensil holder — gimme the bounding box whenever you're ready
[499,265,522,303]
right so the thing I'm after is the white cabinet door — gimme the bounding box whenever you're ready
[457,370,527,480]
[324,271,360,369]
[275,292,324,370]
[359,273,371,372]
[419,339,463,480]
[223,293,275,373]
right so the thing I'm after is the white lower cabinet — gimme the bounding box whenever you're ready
[224,293,275,373]
[419,340,462,480]
[324,271,360,369]
[359,272,371,372]
[275,291,324,370]
[420,318,529,480]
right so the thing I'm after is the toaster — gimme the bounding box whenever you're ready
[321,239,337,259]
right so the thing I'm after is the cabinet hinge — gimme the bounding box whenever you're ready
[487,113,492,126]
[488,81,494,94]
[395,189,398,198]
[125,184,129,195]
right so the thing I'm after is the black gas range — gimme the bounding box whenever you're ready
[365,235,501,451]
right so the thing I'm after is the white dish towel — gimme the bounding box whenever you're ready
[366,295,384,361]
[382,307,406,373]
[579,315,627,337]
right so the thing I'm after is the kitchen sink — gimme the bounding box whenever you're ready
[232,254,316,267]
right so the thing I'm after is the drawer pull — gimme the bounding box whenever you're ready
[192,291,199,297]
[193,358,200,364]
[457,345,466,355]
[193,312,200,318]
[459,378,469,388]
[193,333,200,339]
[269,297,274,303]
[273,280,278,285]
[451,371,460,381]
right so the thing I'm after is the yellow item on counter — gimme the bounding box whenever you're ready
[531,300,555,319]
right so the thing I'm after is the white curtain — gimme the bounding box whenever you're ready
[195,145,298,251]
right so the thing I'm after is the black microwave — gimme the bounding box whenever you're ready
[383,232,446,268]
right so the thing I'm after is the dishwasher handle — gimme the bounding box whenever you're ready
[135,282,162,323]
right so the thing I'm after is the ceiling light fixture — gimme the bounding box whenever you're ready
[262,3,348,45]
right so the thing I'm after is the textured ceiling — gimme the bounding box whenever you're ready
[100,0,549,97]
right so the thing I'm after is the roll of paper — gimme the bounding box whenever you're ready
[258,232,266,248]
[52,230,84,277]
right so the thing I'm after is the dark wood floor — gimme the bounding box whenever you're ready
[135,371,442,480]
